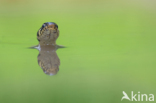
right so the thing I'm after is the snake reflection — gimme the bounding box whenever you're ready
[36,45,60,75]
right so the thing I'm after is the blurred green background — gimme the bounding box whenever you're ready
[0,0,156,103]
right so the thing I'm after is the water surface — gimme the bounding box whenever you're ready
[0,0,156,103]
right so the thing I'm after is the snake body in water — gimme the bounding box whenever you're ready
[33,22,63,75]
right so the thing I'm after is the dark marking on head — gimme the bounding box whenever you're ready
[55,24,58,29]
[37,38,40,41]
[40,24,46,31]
[37,31,39,37]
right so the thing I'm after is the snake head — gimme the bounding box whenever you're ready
[37,22,59,45]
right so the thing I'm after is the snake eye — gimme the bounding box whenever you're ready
[40,24,46,30]
[42,24,45,28]
[55,25,58,29]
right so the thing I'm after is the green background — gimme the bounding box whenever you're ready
[0,0,156,103]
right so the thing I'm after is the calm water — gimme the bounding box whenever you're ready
[0,0,156,103]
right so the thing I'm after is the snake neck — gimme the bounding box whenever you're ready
[39,41,56,46]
